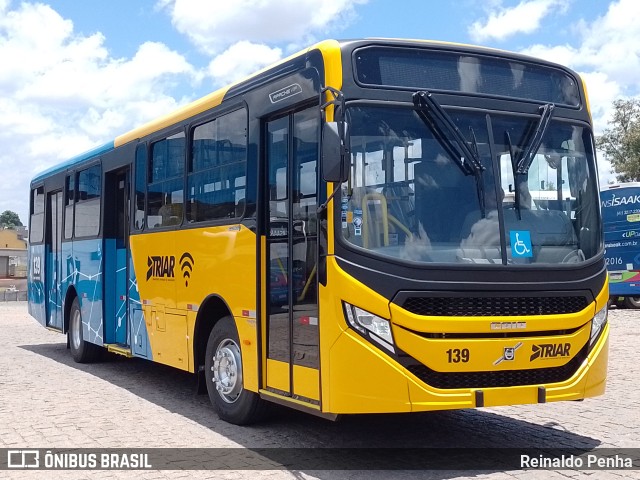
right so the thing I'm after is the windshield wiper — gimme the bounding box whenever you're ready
[505,131,522,220]
[413,91,486,215]
[517,103,555,174]
[504,103,555,220]
[413,91,483,174]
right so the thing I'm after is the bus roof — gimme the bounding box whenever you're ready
[30,37,583,186]
[31,141,114,185]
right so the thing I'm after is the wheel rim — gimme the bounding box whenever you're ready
[71,308,82,350]
[211,338,243,403]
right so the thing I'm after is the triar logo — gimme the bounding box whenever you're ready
[146,255,175,281]
[179,252,194,287]
[530,343,571,361]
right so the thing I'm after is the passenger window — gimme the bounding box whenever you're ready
[187,108,247,222]
[148,132,185,228]
[29,186,45,243]
[74,164,101,237]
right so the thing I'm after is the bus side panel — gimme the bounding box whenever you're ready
[28,245,46,325]
[128,255,152,359]
[130,225,257,377]
[74,238,104,346]
[60,240,74,331]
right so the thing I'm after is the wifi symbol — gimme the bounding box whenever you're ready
[179,252,194,287]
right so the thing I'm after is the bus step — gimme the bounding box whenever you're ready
[105,344,133,358]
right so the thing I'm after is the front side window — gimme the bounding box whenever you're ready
[340,105,601,266]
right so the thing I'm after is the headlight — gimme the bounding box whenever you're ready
[589,305,608,348]
[343,302,395,353]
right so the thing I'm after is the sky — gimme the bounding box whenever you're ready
[1,0,639,225]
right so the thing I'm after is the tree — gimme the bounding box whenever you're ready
[596,98,640,182]
[0,210,23,228]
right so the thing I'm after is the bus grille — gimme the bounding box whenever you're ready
[401,295,588,317]
[405,345,588,389]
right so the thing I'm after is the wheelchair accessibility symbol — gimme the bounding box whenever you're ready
[510,230,533,258]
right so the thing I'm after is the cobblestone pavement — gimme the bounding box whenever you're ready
[0,302,638,479]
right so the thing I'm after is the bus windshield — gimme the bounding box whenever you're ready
[340,104,601,265]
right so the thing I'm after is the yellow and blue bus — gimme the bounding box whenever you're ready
[28,38,609,425]
[600,182,640,308]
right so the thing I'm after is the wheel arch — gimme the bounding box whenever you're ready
[63,285,78,334]
[193,294,234,376]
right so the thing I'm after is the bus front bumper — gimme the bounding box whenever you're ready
[325,323,609,414]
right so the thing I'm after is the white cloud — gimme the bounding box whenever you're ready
[469,0,569,42]
[515,0,640,183]
[158,0,367,55]
[208,41,283,85]
[0,2,199,223]
[520,0,640,128]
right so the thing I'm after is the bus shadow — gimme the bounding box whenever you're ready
[20,341,601,479]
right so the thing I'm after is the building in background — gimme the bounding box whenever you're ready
[0,227,27,278]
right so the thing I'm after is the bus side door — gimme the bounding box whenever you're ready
[46,190,64,330]
[263,108,321,405]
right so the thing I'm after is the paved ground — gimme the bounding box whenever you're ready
[0,302,638,479]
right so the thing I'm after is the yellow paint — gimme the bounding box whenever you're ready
[293,365,320,401]
[260,236,268,387]
[0,229,27,249]
[327,329,412,413]
[235,315,258,392]
[148,309,188,370]
[581,77,592,122]
[394,323,591,373]
[583,324,609,399]
[259,389,321,411]
[390,301,591,334]
[119,38,608,417]
[266,359,290,392]
[105,344,133,358]
[315,255,609,414]
[115,39,342,148]
[130,224,257,376]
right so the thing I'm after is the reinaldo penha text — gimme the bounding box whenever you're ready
[521,453,634,469]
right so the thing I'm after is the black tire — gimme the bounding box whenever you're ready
[68,297,102,363]
[624,296,640,309]
[205,316,266,425]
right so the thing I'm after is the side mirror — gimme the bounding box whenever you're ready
[322,121,349,183]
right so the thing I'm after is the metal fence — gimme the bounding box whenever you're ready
[0,290,27,302]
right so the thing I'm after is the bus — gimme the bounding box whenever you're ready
[28,38,609,425]
[600,182,640,308]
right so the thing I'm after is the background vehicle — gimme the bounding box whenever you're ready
[28,38,609,425]
[600,182,640,308]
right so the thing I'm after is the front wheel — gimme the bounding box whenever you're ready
[68,297,101,363]
[204,316,266,425]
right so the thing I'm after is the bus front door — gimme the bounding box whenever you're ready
[104,168,130,348]
[46,190,64,330]
[263,109,321,406]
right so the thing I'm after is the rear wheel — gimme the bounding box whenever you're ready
[205,316,266,425]
[68,297,101,363]
[624,296,640,309]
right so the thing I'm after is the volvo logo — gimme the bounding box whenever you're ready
[493,342,523,365]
